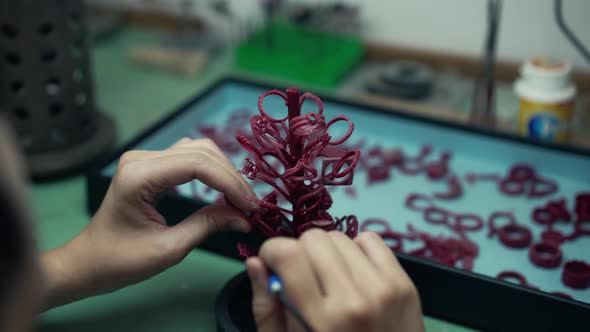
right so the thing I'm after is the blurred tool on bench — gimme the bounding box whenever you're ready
[126,0,237,78]
[470,0,502,130]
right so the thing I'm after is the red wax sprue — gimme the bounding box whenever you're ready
[236,88,361,258]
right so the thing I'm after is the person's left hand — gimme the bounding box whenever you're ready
[42,138,258,309]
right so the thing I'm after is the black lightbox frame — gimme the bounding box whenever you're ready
[86,76,590,332]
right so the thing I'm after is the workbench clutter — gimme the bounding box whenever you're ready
[86,77,590,332]
[0,0,116,179]
[364,61,435,100]
[235,0,363,89]
[514,57,577,142]
[128,46,210,78]
[123,0,236,78]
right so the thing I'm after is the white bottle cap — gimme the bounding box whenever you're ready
[514,56,576,104]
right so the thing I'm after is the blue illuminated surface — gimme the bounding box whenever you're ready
[103,81,590,303]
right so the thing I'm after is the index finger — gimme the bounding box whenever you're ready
[135,152,258,213]
[258,238,325,316]
[355,232,411,282]
[169,138,258,202]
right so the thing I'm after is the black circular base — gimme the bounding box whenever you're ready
[27,111,116,180]
[216,271,257,332]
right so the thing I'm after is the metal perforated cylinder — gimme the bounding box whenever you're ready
[0,0,115,178]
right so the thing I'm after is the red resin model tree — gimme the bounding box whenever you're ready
[236,88,361,258]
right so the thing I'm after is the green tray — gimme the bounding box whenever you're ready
[235,22,363,89]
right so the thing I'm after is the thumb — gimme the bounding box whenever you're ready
[166,204,251,250]
[246,257,285,332]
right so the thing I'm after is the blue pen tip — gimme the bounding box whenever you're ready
[268,274,282,293]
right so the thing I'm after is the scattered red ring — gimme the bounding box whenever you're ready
[532,207,556,226]
[425,163,447,180]
[434,175,463,200]
[380,231,404,252]
[367,164,391,185]
[498,224,532,248]
[561,260,590,290]
[528,177,559,198]
[529,242,563,269]
[574,219,590,236]
[487,211,517,238]
[382,149,404,166]
[360,218,391,233]
[497,271,528,286]
[547,199,571,222]
[405,193,432,212]
[455,213,484,232]
[576,193,590,222]
[508,164,535,182]
[424,206,451,225]
[499,178,526,196]
[541,229,566,245]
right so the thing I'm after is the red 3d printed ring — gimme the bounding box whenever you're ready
[455,213,484,233]
[532,207,556,226]
[499,178,526,196]
[561,260,590,290]
[424,206,452,226]
[380,231,404,252]
[367,165,391,185]
[498,224,532,249]
[529,242,563,269]
[508,164,535,182]
[434,175,463,200]
[405,193,432,212]
[574,219,590,236]
[487,211,517,238]
[425,163,447,180]
[529,177,559,198]
[497,271,528,286]
[541,229,566,245]
[360,218,391,233]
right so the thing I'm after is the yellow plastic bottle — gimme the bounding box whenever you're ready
[514,57,576,142]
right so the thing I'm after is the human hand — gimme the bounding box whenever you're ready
[42,138,258,309]
[246,230,425,332]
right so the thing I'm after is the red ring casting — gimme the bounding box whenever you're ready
[499,178,526,196]
[497,271,528,286]
[498,224,532,249]
[541,229,566,245]
[561,260,590,290]
[529,242,563,269]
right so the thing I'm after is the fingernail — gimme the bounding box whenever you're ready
[245,195,260,209]
[246,258,267,291]
[246,259,260,289]
[232,219,252,233]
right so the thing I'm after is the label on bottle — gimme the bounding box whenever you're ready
[518,98,573,142]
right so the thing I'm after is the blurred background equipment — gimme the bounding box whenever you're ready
[554,0,590,65]
[128,45,209,77]
[364,60,434,100]
[286,1,361,35]
[234,0,364,89]
[0,0,116,179]
[123,0,237,78]
[470,0,502,129]
[86,2,124,41]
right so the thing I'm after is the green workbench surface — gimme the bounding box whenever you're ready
[35,27,476,332]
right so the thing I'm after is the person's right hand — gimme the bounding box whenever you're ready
[246,230,425,332]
